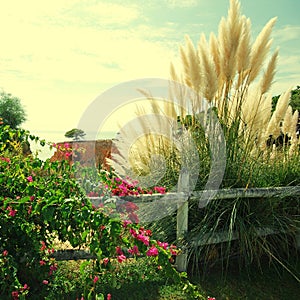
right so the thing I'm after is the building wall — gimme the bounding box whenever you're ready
[50,140,116,170]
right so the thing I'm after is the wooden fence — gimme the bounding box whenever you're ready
[53,173,300,272]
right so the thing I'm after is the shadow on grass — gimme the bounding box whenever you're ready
[189,254,300,300]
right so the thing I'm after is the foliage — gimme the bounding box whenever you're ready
[65,128,86,141]
[272,85,300,113]
[0,91,26,128]
[272,86,300,135]
[0,124,184,299]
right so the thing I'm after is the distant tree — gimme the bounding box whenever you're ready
[272,86,300,113]
[0,91,26,128]
[65,128,86,141]
[290,86,300,112]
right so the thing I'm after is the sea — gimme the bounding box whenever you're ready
[29,130,116,161]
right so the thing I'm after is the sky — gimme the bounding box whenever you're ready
[0,0,299,143]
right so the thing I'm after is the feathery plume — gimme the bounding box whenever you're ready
[209,32,221,79]
[260,48,279,94]
[198,34,218,101]
[237,16,251,74]
[185,35,202,92]
[235,16,251,90]
[265,88,290,139]
[179,45,192,87]
[248,17,277,84]
[218,0,242,83]
[288,109,299,137]
[281,105,292,135]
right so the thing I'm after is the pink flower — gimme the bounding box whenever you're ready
[64,142,70,149]
[137,234,149,246]
[40,241,46,251]
[49,263,58,275]
[28,205,32,214]
[117,254,126,263]
[129,228,137,238]
[128,245,140,255]
[170,244,178,256]
[116,246,123,255]
[157,241,168,250]
[8,207,17,217]
[11,291,19,300]
[39,260,46,266]
[27,176,33,182]
[103,257,109,266]
[3,250,8,256]
[145,229,152,236]
[123,219,132,228]
[42,280,49,285]
[207,297,216,300]
[65,152,72,158]
[107,294,112,300]
[146,246,159,257]
[0,157,11,163]
[154,186,166,194]
[30,196,35,201]
[93,276,99,283]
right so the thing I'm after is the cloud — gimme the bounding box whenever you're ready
[0,8,177,86]
[82,2,141,25]
[0,1,181,132]
[273,25,300,43]
[165,0,199,8]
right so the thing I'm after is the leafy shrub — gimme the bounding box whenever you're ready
[0,123,185,299]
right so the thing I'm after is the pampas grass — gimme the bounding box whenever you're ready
[106,0,300,278]
[259,48,279,94]
[107,0,299,276]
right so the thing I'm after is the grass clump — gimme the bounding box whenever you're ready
[108,0,300,277]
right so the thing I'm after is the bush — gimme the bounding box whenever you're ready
[0,124,185,299]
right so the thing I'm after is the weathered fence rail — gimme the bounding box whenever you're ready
[53,177,300,272]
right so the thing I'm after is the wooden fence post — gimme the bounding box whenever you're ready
[176,169,189,272]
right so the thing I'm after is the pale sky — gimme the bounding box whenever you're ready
[0,0,299,141]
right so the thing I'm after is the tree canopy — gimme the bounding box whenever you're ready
[65,128,86,141]
[272,86,300,113]
[0,91,26,128]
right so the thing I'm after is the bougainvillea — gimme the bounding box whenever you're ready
[0,123,181,299]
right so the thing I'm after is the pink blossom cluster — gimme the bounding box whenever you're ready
[0,156,11,163]
[52,142,73,159]
[6,206,17,217]
[88,173,167,198]
[1,250,30,299]
[39,241,58,285]
[118,201,139,223]
[109,177,166,196]
[11,284,29,300]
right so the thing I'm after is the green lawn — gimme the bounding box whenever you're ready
[190,256,300,300]
[54,253,300,299]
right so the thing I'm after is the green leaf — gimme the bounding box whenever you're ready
[42,205,55,221]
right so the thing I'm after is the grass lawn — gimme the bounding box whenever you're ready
[54,253,300,299]
[190,255,300,300]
